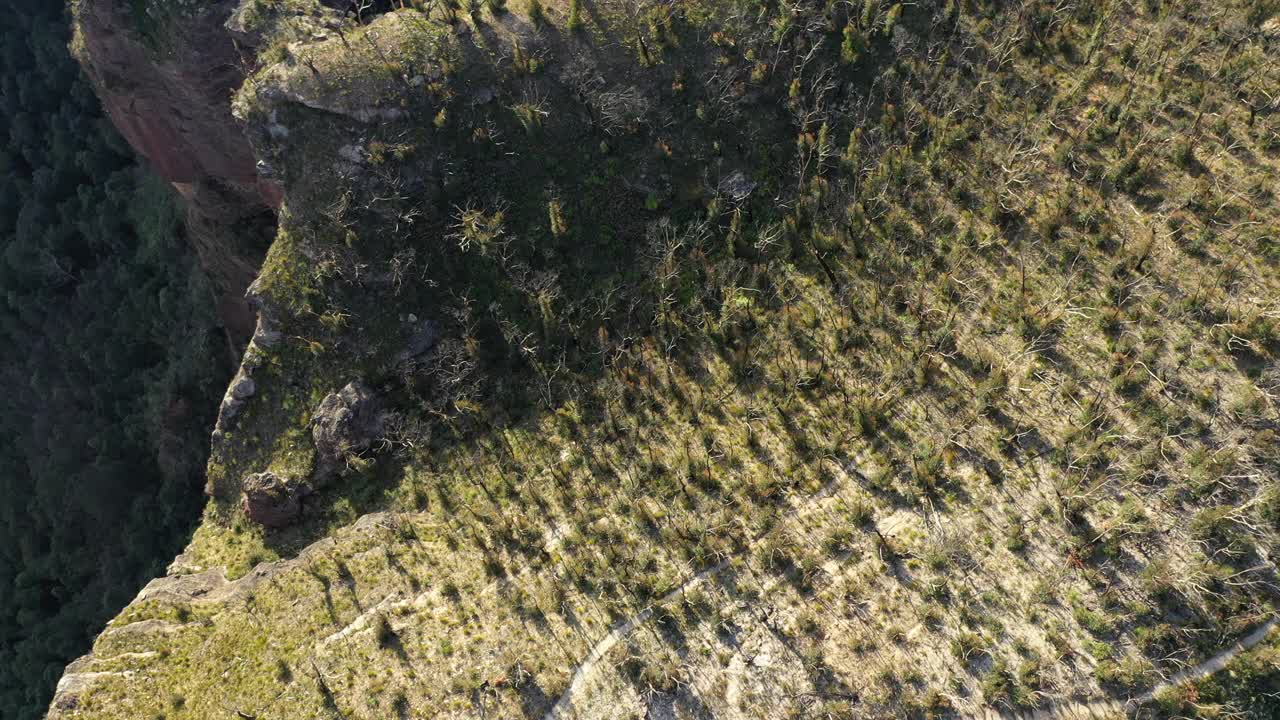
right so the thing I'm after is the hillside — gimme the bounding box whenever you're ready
[51,0,1280,718]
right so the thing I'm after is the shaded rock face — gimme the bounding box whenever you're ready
[73,0,279,348]
[312,381,384,482]
[234,381,384,530]
[210,314,281,446]
[240,472,305,528]
[397,318,440,363]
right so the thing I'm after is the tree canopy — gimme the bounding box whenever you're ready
[0,4,228,717]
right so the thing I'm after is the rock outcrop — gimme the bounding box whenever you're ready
[72,0,279,349]
[240,471,305,528]
[312,381,384,483]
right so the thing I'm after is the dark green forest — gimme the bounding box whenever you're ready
[0,4,229,718]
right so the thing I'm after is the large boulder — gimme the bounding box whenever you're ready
[312,381,384,482]
[240,472,306,529]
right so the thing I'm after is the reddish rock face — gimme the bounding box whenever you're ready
[240,472,305,529]
[75,0,266,193]
[74,0,278,349]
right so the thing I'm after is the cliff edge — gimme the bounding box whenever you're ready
[72,0,280,348]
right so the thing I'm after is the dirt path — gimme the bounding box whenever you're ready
[543,477,851,720]
[1130,616,1278,707]
[544,540,1277,720]
[989,616,1280,720]
[543,557,732,720]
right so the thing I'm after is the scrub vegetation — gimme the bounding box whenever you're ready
[48,0,1280,718]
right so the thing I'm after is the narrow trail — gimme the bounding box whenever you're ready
[544,478,848,720]
[544,518,1278,720]
[544,557,732,720]
[982,616,1280,720]
[1130,615,1278,707]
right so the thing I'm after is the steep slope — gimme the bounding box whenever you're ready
[72,0,280,348]
[53,1,1280,718]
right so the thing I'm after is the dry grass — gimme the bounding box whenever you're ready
[52,0,1280,718]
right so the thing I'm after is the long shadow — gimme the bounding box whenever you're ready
[383,546,422,593]
[308,567,341,626]
[333,558,363,611]
[393,692,411,720]
[515,673,552,719]
[378,620,412,664]
[217,5,948,652]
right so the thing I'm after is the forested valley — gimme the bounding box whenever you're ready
[0,4,228,718]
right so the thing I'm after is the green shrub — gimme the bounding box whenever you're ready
[567,0,583,31]
[1094,656,1152,691]
[527,0,545,25]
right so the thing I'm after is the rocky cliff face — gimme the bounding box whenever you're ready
[73,0,279,349]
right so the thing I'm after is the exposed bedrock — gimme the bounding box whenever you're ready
[73,0,279,350]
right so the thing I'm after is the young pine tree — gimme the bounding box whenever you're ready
[842,23,865,64]
[528,0,546,25]
[567,0,583,31]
